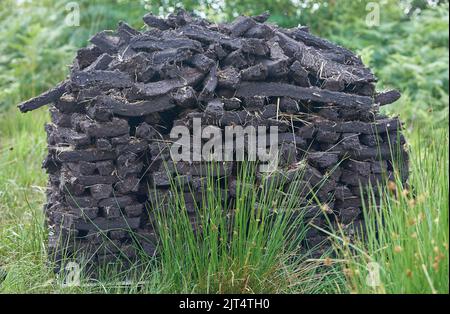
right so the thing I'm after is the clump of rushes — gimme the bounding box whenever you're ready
[328,130,449,294]
[150,161,339,293]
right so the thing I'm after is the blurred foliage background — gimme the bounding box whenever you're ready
[0,0,448,130]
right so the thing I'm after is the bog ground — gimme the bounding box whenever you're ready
[0,0,448,294]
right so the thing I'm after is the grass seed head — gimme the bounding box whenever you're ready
[394,245,403,253]
[343,268,354,278]
[321,204,332,214]
[432,262,439,272]
[416,193,428,204]
[408,218,417,226]
[387,181,397,192]
[406,269,413,278]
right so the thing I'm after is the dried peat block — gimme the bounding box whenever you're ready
[18,10,408,267]
[132,67,204,97]
[375,89,402,106]
[18,81,68,113]
[236,82,373,107]
[94,95,176,117]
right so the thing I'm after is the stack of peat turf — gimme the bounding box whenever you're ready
[18,10,408,266]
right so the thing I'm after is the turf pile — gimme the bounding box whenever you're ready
[18,10,408,267]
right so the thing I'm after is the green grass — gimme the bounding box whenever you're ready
[325,129,449,294]
[151,161,341,293]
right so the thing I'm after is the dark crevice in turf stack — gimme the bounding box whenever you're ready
[18,10,408,267]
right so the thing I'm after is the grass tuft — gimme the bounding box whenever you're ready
[331,129,449,294]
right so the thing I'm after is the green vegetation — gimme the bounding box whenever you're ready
[329,130,449,294]
[0,0,448,294]
[150,162,338,293]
